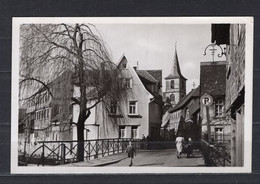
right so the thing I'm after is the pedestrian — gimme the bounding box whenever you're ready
[125,141,136,166]
[175,134,184,159]
[187,137,193,158]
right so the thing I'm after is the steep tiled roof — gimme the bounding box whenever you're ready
[146,70,162,86]
[168,86,200,113]
[136,70,158,84]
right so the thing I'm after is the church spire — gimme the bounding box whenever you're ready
[165,44,187,80]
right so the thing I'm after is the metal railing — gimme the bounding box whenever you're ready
[200,139,231,167]
[23,138,141,166]
[21,138,178,166]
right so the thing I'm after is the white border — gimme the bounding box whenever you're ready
[11,17,253,174]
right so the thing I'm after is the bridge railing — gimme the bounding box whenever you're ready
[23,138,143,166]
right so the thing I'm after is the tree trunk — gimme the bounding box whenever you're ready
[77,112,85,162]
[76,24,86,162]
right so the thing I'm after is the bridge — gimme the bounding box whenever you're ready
[19,138,231,167]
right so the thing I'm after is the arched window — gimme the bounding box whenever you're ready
[170,80,175,89]
[170,94,175,102]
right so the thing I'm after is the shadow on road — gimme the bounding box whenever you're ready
[135,163,165,166]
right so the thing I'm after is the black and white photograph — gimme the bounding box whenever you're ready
[11,17,253,173]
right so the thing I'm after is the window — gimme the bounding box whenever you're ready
[43,109,46,119]
[170,80,175,89]
[40,95,43,104]
[129,101,137,115]
[166,80,170,90]
[215,100,224,117]
[123,78,132,88]
[131,126,138,139]
[170,94,175,102]
[215,127,223,141]
[46,108,49,119]
[119,126,126,138]
[52,104,59,116]
[110,102,118,114]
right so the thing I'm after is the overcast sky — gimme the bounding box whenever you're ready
[95,24,226,93]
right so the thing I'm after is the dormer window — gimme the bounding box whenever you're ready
[123,78,132,88]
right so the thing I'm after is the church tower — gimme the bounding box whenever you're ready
[163,45,187,106]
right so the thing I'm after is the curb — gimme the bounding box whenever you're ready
[91,156,128,167]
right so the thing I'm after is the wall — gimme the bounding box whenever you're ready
[149,101,162,139]
[225,24,245,166]
[225,24,245,111]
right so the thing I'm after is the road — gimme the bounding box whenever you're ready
[104,149,204,167]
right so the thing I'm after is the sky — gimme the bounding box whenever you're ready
[95,24,226,93]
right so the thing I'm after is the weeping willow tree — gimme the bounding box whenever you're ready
[19,23,127,161]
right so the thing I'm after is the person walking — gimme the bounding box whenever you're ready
[175,134,185,159]
[186,137,193,158]
[125,141,136,166]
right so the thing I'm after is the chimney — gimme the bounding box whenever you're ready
[133,61,139,71]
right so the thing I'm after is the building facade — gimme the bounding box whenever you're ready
[18,71,74,155]
[224,24,245,166]
[200,61,231,142]
[90,56,163,140]
[210,24,246,166]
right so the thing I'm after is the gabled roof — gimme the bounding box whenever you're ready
[165,48,187,80]
[168,86,200,113]
[136,70,158,84]
[116,54,154,99]
[146,70,162,87]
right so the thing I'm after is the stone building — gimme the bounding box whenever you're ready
[200,61,231,142]
[212,24,246,166]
